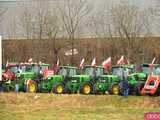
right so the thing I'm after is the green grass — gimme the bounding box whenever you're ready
[0,93,160,120]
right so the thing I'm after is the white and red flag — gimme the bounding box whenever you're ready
[91,58,96,67]
[149,57,156,73]
[28,58,33,63]
[79,58,85,68]
[117,56,125,65]
[102,57,112,69]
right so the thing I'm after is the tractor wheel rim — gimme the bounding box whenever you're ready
[29,83,36,92]
[83,84,91,94]
[113,85,119,95]
[56,85,63,93]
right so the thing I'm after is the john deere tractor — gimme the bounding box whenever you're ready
[94,65,135,95]
[66,65,104,94]
[36,66,78,94]
[16,63,50,92]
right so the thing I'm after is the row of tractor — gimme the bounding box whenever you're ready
[0,62,160,96]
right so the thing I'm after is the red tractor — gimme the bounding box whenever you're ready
[2,63,19,81]
[141,75,160,96]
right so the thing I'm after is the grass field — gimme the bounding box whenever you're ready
[0,93,160,120]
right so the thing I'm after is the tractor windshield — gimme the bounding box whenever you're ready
[84,67,95,76]
[9,66,19,73]
[112,68,123,77]
[31,65,39,73]
[59,67,67,77]
[68,68,77,77]
[96,67,104,76]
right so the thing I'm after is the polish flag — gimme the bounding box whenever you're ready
[91,58,96,67]
[102,57,111,69]
[79,58,85,68]
[117,56,125,65]
[149,57,156,73]
[28,58,33,63]
[151,57,156,64]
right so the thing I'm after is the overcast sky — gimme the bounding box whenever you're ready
[0,0,160,38]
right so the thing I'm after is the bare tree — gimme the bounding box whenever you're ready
[110,2,151,63]
[59,0,91,65]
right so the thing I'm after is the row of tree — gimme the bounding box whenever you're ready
[1,0,160,65]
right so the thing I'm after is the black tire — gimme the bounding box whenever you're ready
[108,84,120,95]
[154,85,160,96]
[64,85,71,94]
[80,82,93,94]
[52,83,65,94]
[134,83,144,96]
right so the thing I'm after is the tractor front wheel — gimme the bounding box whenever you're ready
[80,82,92,94]
[108,84,120,95]
[52,83,65,94]
[28,81,37,93]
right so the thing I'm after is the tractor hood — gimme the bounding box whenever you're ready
[48,75,63,79]
[18,72,36,80]
[129,72,146,78]
[72,75,91,79]
[100,75,119,81]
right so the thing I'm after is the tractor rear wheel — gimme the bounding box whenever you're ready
[80,82,92,94]
[52,83,65,94]
[134,83,144,96]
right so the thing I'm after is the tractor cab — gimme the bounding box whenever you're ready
[111,65,135,80]
[83,65,104,78]
[58,66,78,80]
[139,64,159,76]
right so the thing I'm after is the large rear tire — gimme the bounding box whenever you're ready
[134,83,144,96]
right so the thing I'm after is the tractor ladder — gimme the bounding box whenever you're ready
[141,75,160,95]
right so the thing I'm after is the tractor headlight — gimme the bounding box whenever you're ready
[71,80,77,83]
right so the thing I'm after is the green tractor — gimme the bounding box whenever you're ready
[17,63,50,92]
[94,65,135,95]
[66,65,104,94]
[36,66,78,94]
[126,63,160,95]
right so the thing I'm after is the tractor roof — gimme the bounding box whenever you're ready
[112,65,134,69]
[60,66,77,69]
[84,65,103,68]
[141,63,159,67]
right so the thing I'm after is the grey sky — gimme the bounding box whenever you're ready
[0,0,160,38]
